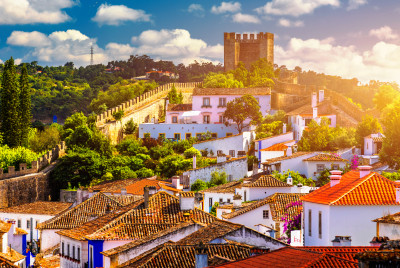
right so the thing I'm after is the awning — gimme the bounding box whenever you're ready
[182,111,201,117]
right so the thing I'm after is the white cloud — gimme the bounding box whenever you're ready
[92,4,151,26]
[369,26,398,41]
[211,2,241,14]
[14,58,22,65]
[0,0,74,24]
[278,18,304,27]
[347,0,367,11]
[188,4,205,17]
[7,31,51,47]
[0,59,3,64]
[232,13,260,23]
[105,43,136,60]
[276,37,400,84]
[256,0,339,17]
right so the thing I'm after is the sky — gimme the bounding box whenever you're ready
[1,0,400,84]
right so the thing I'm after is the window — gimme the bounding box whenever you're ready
[244,191,247,202]
[144,133,150,138]
[158,133,165,140]
[219,198,223,203]
[172,116,178,123]
[209,198,213,207]
[263,210,269,219]
[27,220,30,229]
[219,98,226,107]
[227,198,231,203]
[217,150,223,156]
[17,219,21,228]
[67,244,70,257]
[219,115,224,123]
[72,245,75,259]
[174,133,181,141]
[226,133,233,137]
[332,164,339,170]
[202,97,210,107]
[185,133,192,139]
[211,133,218,139]
[229,150,235,157]
[318,211,322,239]
[203,115,210,124]
[62,242,64,255]
[77,247,80,261]
[308,209,312,237]
[317,164,325,172]
[196,133,202,139]
[228,175,233,182]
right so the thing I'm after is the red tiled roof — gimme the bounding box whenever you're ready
[0,201,72,215]
[0,257,17,268]
[193,87,271,96]
[166,103,192,112]
[260,140,294,152]
[262,152,313,165]
[0,220,12,233]
[303,153,347,162]
[242,175,292,188]
[301,171,400,205]
[300,246,379,262]
[213,247,358,268]
[253,131,293,142]
[125,179,162,195]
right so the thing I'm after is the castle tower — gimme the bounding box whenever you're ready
[224,32,274,72]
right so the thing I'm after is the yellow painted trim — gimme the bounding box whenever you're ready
[173,133,181,140]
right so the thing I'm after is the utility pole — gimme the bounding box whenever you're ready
[90,46,94,65]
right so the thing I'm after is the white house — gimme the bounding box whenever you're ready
[302,153,348,180]
[302,166,400,246]
[193,131,255,158]
[201,180,243,213]
[254,132,294,164]
[364,133,384,156]
[373,211,400,241]
[287,90,336,141]
[222,193,305,239]
[0,220,27,267]
[0,201,72,243]
[262,151,317,175]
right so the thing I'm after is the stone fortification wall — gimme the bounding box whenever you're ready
[0,141,66,180]
[325,89,364,122]
[97,82,201,144]
[96,82,201,126]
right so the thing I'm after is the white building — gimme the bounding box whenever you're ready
[0,201,72,243]
[201,181,242,213]
[302,166,400,246]
[262,151,317,175]
[373,211,400,241]
[254,132,294,164]
[193,131,255,158]
[302,153,348,180]
[0,220,27,267]
[222,193,305,239]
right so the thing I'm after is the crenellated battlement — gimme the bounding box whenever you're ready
[224,32,274,41]
[0,141,66,180]
[95,82,202,126]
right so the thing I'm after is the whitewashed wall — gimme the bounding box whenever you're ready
[305,161,347,180]
[255,132,294,161]
[243,186,293,201]
[378,222,400,240]
[59,236,87,268]
[203,192,235,213]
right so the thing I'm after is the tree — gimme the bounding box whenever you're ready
[202,72,243,88]
[183,147,201,159]
[112,110,124,126]
[0,57,21,147]
[373,85,400,111]
[248,58,275,88]
[19,64,32,145]
[223,94,262,133]
[209,171,228,187]
[379,100,400,169]
[356,115,382,150]
[123,119,137,135]
[167,84,183,104]
[297,119,333,151]
[191,179,208,192]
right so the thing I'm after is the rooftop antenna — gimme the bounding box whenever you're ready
[90,46,94,65]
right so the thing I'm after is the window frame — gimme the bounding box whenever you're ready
[317,164,325,172]
[218,97,226,107]
[308,209,312,237]
[173,133,181,141]
[263,210,269,219]
[172,116,178,123]
[318,211,322,239]
[229,150,235,157]
[185,133,192,139]
[202,97,211,107]
[158,133,166,140]
[203,115,210,124]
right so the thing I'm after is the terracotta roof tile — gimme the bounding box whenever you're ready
[373,211,400,224]
[0,258,17,268]
[125,179,163,195]
[222,193,305,221]
[242,175,292,188]
[118,243,254,268]
[200,181,242,194]
[300,246,379,262]
[14,228,27,235]
[262,152,313,165]
[193,87,271,96]
[180,192,195,198]
[303,153,347,162]
[89,178,141,193]
[213,247,358,268]
[34,255,60,268]
[0,220,12,233]
[301,171,400,206]
[37,192,135,230]
[0,202,72,216]
[166,103,192,111]
[260,140,295,152]
[0,247,25,263]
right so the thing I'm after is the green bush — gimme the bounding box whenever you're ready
[183,147,201,159]
[191,179,208,192]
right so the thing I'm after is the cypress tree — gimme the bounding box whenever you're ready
[19,64,31,145]
[0,57,21,147]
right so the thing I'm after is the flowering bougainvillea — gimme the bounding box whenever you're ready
[281,200,303,244]
[350,154,359,170]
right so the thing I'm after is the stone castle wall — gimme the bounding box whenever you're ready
[97,82,201,144]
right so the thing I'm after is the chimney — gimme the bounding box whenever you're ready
[330,170,342,187]
[233,194,242,208]
[193,154,197,169]
[121,188,127,195]
[172,176,183,190]
[148,186,157,195]
[358,165,372,178]
[286,146,293,157]
[319,89,324,103]
[396,187,400,203]
[313,107,318,119]
[144,186,150,208]
[312,92,317,108]
[282,123,287,134]
[180,192,195,211]
[195,242,208,268]
[287,173,293,185]
[332,236,352,246]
